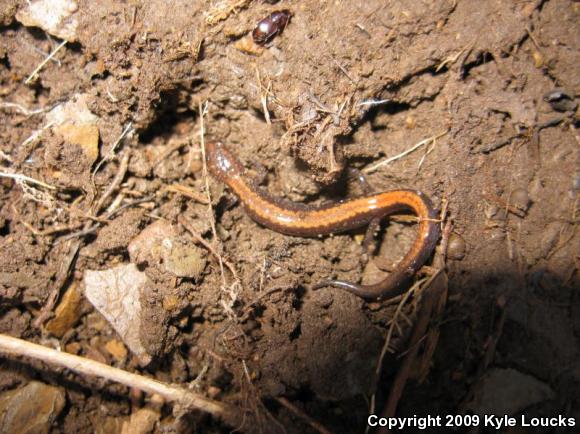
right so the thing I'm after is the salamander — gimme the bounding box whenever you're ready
[204,142,440,300]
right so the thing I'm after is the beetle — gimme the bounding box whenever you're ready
[252,10,292,45]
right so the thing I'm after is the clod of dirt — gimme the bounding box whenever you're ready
[0,309,31,336]
[84,263,154,365]
[233,36,265,55]
[128,220,207,280]
[128,220,177,265]
[466,368,554,416]
[45,282,82,337]
[15,0,79,41]
[447,233,467,260]
[0,271,43,289]
[54,123,100,166]
[509,188,531,213]
[96,417,126,434]
[0,381,66,434]
[84,209,146,256]
[162,241,207,279]
[44,94,100,184]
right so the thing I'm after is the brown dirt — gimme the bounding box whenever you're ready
[1,0,579,433]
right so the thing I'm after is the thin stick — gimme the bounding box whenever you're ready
[331,58,356,83]
[0,171,56,190]
[92,123,134,178]
[377,269,445,434]
[357,99,391,107]
[25,40,67,84]
[198,101,227,286]
[20,121,55,160]
[275,397,332,434]
[0,333,231,418]
[368,278,424,419]
[33,239,81,328]
[165,184,209,204]
[93,151,130,214]
[0,102,48,116]
[364,130,448,174]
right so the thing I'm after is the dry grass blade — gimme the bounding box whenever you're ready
[364,130,448,174]
[25,40,67,84]
[205,0,252,25]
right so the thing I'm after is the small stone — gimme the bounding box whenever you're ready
[207,386,221,399]
[129,221,207,279]
[120,408,160,434]
[46,94,99,126]
[233,36,264,55]
[105,339,128,363]
[85,345,108,364]
[466,368,554,416]
[0,381,66,434]
[447,233,466,260]
[161,294,180,312]
[45,282,83,337]
[64,341,81,354]
[532,50,544,68]
[509,188,530,212]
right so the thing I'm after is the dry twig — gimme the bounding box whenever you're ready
[275,396,332,434]
[0,102,49,117]
[377,267,446,434]
[368,278,425,419]
[0,170,56,190]
[0,333,235,419]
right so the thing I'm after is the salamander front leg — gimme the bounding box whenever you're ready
[361,217,381,265]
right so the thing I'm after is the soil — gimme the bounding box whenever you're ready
[1,1,579,433]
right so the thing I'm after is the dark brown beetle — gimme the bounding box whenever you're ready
[252,10,292,45]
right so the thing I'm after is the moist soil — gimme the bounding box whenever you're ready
[1,1,579,433]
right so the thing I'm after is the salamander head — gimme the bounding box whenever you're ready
[204,142,246,181]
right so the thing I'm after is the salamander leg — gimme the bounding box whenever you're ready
[347,168,380,264]
[362,217,381,265]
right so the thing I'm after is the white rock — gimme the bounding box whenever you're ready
[466,368,554,416]
[16,0,79,42]
[46,94,98,126]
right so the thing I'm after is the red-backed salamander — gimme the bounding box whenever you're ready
[204,142,440,300]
